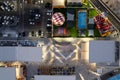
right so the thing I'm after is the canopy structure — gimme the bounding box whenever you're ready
[89,40,116,63]
[0,47,42,62]
[52,12,65,26]
[0,67,16,80]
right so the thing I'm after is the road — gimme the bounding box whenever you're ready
[89,0,120,31]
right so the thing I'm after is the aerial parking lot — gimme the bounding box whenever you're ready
[0,0,21,38]
[0,0,53,38]
[23,0,52,38]
[0,0,120,80]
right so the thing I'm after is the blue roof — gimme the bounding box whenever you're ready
[78,11,87,29]
[107,74,120,80]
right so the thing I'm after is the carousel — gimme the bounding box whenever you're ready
[52,12,65,26]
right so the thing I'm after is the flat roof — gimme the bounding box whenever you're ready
[0,47,42,62]
[78,11,87,29]
[89,40,116,63]
[34,75,76,80]
[0,67,16,80]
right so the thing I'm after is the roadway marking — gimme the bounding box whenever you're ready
[79,73,85,80]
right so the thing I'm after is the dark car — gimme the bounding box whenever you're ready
[38,30,41,36]
[31,31,34,37]
[0,1,15,12]
[45,2,52,9]
[18,33,22,38]
[88,24,95,29]
[68,2,82,7]
[46,27,52,32]
[22,32,28,37]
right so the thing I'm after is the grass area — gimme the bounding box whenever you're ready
[68,27,79,37]
[94,27,101,37]
[86,29,88,37]
[82,0,91,8]
[89,9,99,18]
[53,1,101,38]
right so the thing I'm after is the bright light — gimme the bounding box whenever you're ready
[41,0,43,3]
[38,1,40,3]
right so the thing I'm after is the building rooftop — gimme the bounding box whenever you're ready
[89,40,116,63]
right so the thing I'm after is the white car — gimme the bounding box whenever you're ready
[41,31,44,37]
[47,24,52,27]
[0,5,5,11]
[29,22,35,25]
[3,16,7,19]
[46,12,52,16]
[88,30,94,37]
[3,34,8,37]
[35,31,39,37]
[35,14,41,17]
[35,14,41,19]
[47,18,51,21]
[29,32,32,37]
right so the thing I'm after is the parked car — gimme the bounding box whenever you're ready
[3,34,8,37]
[18,33,22,38]
[46,11,52,16]
[22,32,28,37]
[35,31,39,37]
[28,32,32,37]
[46,27,52,32]
[31,31,34,37]
[38,30,41,35]
[36,30,44,37]
[88,30,94,37]
[0,1,15,12]
[79,29,86,37]
[0,16,19,26]
[45,2,52,9]
[29,9,41,25]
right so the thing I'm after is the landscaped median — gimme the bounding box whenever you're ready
[88,8,101,37]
